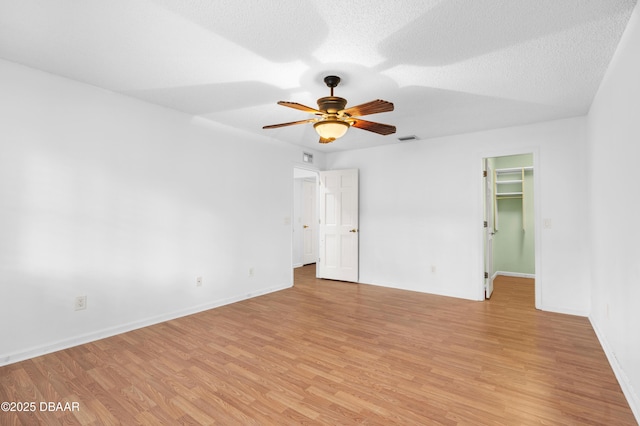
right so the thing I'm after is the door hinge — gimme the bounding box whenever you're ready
[483,170,487,178]
[484,272,489,279]
[483,221,488,228]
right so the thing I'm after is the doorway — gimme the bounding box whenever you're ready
[292,167,360,285]
[293,167,318,271]
[483,153,536,302]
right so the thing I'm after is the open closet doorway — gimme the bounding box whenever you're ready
[483,153,536,303]
[293,167,318,277]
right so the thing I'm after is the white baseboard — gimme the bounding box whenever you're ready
[589,316,640,424]
[0,283,291,367]
[494,271,536,279]
[538,304,589,317]
[292,263,303,268]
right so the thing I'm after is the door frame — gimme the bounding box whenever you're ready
[479,148,541,309]
[484,158,495,299]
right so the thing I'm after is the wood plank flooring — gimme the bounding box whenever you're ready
[0,266,636,425]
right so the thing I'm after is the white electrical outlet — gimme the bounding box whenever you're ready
[249,267,254,277]
[74,295,87,311]
[196,276,203,287]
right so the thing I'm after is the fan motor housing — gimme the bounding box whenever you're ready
[317,96,348,114]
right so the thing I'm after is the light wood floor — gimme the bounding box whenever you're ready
[0,266,636,425]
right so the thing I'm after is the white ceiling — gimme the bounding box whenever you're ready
[0,0,636,152]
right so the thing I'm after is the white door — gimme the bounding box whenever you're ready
[317,169,359,282]
[302,179,317,265]
[484,159,495,298]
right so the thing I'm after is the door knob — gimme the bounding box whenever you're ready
[303,225,309,228]
[349,229,358,233]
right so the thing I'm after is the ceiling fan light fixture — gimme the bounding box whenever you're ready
[313,119,350,140]
[264,74,395,143]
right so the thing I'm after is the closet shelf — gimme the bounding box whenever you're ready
[492,166,533,230]
[496,166,533,174]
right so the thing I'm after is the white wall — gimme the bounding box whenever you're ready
[0,59,324,365]
[587,3,640,419]
[326,117,590,314]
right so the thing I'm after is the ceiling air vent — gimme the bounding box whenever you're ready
[397,135,418,142]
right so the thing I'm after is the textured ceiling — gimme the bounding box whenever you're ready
[0,0,636,152]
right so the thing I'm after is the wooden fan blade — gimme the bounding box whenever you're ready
[351,119,396,135]
[319,136,336,144]
[263,118,317,129]
[278,101,323,115]
[340,99,394,117]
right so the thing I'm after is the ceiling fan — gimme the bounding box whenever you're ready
[263,75,396,144]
